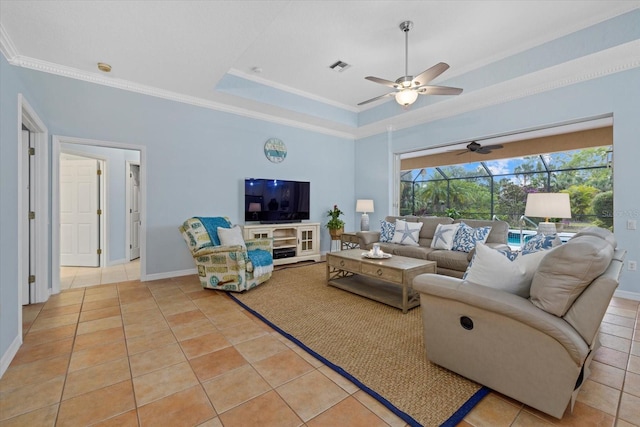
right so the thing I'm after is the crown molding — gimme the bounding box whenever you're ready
[0,24,17,60]
[2,19,638,142]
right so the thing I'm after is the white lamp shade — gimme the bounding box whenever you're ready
[395,89,418,106]
[524,193,571,219]
[356,199,374,213]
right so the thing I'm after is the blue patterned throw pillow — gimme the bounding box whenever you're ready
[451,222,492,253]
[522,233,562,254]
[379,220,396,242]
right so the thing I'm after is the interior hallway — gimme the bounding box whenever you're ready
[60,259,140,289]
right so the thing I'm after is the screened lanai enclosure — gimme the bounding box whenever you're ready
[400,134,613,234]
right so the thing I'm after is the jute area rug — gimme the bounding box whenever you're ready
[230,262,487,427]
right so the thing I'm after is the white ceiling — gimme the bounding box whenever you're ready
[1,1,638,139]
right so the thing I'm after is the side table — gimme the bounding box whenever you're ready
[340,232,360,250]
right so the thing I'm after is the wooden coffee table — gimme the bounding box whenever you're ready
[326,249,436,313]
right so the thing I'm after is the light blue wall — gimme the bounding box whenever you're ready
[60,144,140,264]
[355,68,640,295]
[0,55,49,363]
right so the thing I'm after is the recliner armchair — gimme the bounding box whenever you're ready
[413,227,625,419]
[179,217,273,292]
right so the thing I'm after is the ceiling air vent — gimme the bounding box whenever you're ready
[329,60,350,72]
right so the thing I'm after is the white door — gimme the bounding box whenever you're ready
[129,164,141,260]
[60,159,100,266]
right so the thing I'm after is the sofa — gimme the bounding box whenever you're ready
[413,226,625,419]
[357,216,509,278]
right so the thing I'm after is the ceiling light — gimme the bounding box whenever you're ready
[395,89,418,106]
[329,60,350,72]
[97,62,112,72]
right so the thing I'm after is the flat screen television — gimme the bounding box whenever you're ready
[244,178,310,223]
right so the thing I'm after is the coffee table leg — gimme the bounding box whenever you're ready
[402,284,408,314]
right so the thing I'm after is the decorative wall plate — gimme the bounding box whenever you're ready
[264,138,287,163]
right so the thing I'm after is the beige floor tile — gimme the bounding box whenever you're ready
[129,342,186,377]
[37,303,81,318]
[618,392,640,425]
[511,410,555,426]
[0,403,59,427]
[76,315,123,335]
[0,375,65,421]
[165,309,209,327]
[594,346,629,370]
[631,341,640,357]
[56,380,135,427]
[575,379,620,416]
[0,354,69,393]
[523,400,615,426]
[189,346,248,382]
[606,307,637,319]
[157,299,199,317]
[463,393,521,427]
[132,361,199,406]
[307,396,389,427]
[218,390,302,427]
[599,332,632,353]
[179,331,231,359]
[589,360,626,389]
[318,365,360,395]
[121,306,165,326]
[202,364,272,413]
[120,299,158,314]
[126,329,177,355]
[68,340,127,372]
[252,348,315,387]
[123,318,170,339]
[137,385,216,427]
[81,297,120,312]
[603,313,637,328]
[171,318,217,342]
[63,357,131,400]
[90,409,139,427]
[276,369,349,422]
[628,355,640,374]
[73,326,124,351]
[29,312,79,332]
[352,390,407,427]
[234,334,288,363]
[623,371,640,398]
[21,323,77,346]
[10,336,73,366]
[218,321,269,344]
[600,322,634,340]
[78,305,121,322]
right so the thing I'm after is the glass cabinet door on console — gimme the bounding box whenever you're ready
[298,225,318,256]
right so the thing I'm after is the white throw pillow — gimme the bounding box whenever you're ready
[217,225,246,249]
[463,243,548,298]
[430,223,460,250]
[391,220,423,246]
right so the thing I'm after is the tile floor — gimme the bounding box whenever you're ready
[1,271,639,427]
[60,259,140,289]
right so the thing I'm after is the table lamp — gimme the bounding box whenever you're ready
[524,193,571,234]
[248,202,262,220]
[356,199,374,231]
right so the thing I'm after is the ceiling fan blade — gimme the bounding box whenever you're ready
[412,62,449,86]
[481,144,504,150]
[365,76,400,89]
[357,92,395,106]
[417,85,463,96]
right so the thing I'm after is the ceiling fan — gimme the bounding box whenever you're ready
[358,21,463,107]
[453,141,504,155]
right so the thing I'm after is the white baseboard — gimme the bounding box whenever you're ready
[614,289,640,301]
[0,334,22,379]
[142,268,197,282]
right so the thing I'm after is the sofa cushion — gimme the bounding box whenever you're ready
[391,220,423,246]
[522,233,562,253]
[463,243,549,298]
[392,244,434,260]
[430,223,461,250]
[530,234,615,317]
[451,222,492,253]
[379,220,396,242]
[427,249,470,272]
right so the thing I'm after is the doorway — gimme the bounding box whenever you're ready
[126,161,141,261]
[52,136,146,293]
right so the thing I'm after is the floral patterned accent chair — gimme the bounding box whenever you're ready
[179,217,273,292]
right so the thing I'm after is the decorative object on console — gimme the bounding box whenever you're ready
[326,204,345,239]
[355,199,374,231]
[524,192,571,235]
[451,222,492,253]
[264,137,287,163]
[391,219,423,246]
[248,202,261,220]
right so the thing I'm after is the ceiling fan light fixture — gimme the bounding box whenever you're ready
[395,89,418,106]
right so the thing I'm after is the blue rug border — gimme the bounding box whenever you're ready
[227,291,490,427]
